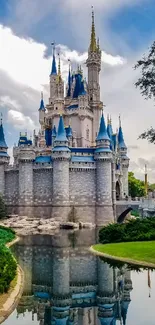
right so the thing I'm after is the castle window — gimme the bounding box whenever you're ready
[86,128,89,141]
[56,107,58,110]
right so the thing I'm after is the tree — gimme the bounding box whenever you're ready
[135,41,155,143]
[128,172,145,198]
[0,195,7,219]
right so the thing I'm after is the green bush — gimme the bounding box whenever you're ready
[0,245,17,293]
[99,217,155,244]
[0,226,16,293]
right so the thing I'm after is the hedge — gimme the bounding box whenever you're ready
[99,217,155,244]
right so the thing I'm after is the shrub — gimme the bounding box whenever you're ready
[0,246,17,293]
[0,226,16,293]
[99,217,155,244]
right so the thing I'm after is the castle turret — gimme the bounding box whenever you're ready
[52,115,71,220]
[0,118,9,195]
[95,112,114,225]
[118,116,129,197]
[86,8,102,143]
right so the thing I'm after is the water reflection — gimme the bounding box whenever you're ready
[3,229,155,325]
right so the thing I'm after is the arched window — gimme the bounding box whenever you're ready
[86,127,89,140]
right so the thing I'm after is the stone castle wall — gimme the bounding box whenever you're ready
[3,157,128,224]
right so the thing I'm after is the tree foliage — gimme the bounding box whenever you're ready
[135,41,155,143]
[128,172,145,198]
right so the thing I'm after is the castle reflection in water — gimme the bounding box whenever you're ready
[12,230,133,325]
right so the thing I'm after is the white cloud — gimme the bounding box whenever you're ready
[7,110,35,130]
[0,21,155,182]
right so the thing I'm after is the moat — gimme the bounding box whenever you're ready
[3,229,155,325]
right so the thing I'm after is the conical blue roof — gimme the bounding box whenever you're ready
[97,112,110,141]
[73,74,82,98]
[39,98,45,111]
[107,124,113,139]
[55,116,68,142]
[67,67,71,97]
[121,301,130,325]
[0,123,7,148]
[99,317,114,325]
[118,126,127,149]
[80,80,86,95]
[51,54,57,75]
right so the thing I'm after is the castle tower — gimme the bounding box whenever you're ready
[118,117,129,198]
[49,44,58,105]
[86,8,102,143]
[0,118,9,195]
[52,115,71,220]
[53,56,64,113]
[95,112,114,226]
[18,145,35,216]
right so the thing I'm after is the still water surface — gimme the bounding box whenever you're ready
[2,229,155,325]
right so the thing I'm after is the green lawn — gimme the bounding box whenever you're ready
[93,241,155,265]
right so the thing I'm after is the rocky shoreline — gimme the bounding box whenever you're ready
[0,215,96,235]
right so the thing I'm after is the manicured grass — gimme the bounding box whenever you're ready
[93,241,155,265]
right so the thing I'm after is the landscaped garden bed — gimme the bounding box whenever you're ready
[92,217,155,266]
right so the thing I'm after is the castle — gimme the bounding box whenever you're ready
[0,10,129,226]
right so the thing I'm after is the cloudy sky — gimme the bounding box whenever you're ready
[1,0,155,181]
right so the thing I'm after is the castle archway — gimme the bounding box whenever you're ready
[116,181,121,201]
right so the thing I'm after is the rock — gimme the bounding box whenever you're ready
[37,225,57,231]
[79,222,95,229]
[60,222,79,229]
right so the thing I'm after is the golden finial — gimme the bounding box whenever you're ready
[90,6,97,52]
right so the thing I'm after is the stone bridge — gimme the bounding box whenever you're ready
[116,200,140,219]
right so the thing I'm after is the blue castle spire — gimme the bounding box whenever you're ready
[52,125,57,137]
[50,43,57,75]
[80,79,86,95]
[67,63,71,97]
[55,115,68,142]
[39,92,45,111]
[0,117,7,148]
[96,111,110,141]
[118,116,127,149]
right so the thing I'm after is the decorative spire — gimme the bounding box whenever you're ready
[97,37,100,52]
[107,114,110,125]
[89,6,97,52]
[39,92,45,111]
[96,111,110,141]
[0,113,2,126]
[118,117,127,149]
[67,60,71,97]
[50,42,57,75]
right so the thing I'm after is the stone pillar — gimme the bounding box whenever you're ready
[111,160,116,221]
[53,249,70,296]
[122,165,129,197]
[52,157,70,221]
[18,148,35,217]
[98,259,114,294]
[0,164,5,196]
[96,160,114,226]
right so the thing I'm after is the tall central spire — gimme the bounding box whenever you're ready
[89,6,97,52]
[51,42,57,75]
